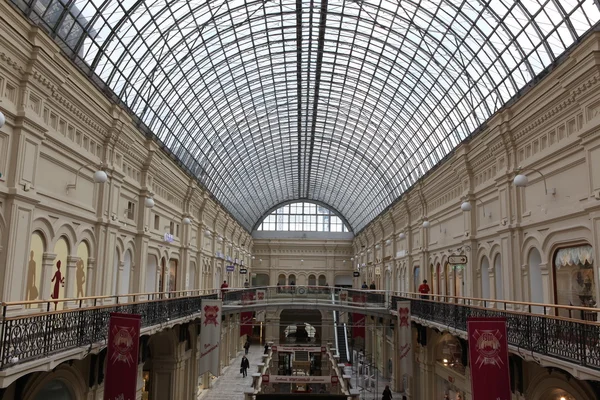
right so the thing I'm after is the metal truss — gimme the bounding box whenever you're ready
[11,0,600,231]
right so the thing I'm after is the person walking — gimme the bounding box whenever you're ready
[240,355,250,377]
[418,279,430,299]
[244,340,250,355]
[382,385,393,400]
[264,343,269,354]
[369,281,376,290]
[361,281,368,289]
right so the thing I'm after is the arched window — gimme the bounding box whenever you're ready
[256,202,350,232]
[278,274,286,285]
[289,274,296,285]
[308,274,316,286]
[318,274,327,286]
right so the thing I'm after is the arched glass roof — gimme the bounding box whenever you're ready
[13,0,600,231]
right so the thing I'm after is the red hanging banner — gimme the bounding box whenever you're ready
[104,313,141,400]
[352,294,366,338]
[467,317,511,400]
[240,312,254,337]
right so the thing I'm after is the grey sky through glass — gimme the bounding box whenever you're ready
[13,0,600,232]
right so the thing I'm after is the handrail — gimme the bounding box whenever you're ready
[393,296,600,327]
[342,323,350,363]
[332,291,340,359]
[1,288,218,307]
[393,290,600,314]
[1,294,210,321]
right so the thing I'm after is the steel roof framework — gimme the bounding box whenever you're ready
[13,0,600,232]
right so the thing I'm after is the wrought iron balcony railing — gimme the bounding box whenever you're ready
[391,294,600,371]
[0,290,218,370]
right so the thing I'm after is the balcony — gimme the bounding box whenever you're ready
[0,290,217,375]
[391,293,600,378]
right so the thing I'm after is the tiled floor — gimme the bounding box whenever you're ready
[198,345,264,400]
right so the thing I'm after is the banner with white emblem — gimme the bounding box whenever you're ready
[467,317,510,400]
[199,299,222,376]
[396,301,412,392]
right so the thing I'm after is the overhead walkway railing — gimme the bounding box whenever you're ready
[222,286,387,310]
[0,290,218,370]
[391,293,600,372]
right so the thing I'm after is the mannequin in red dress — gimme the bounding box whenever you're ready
[51,260,65,308]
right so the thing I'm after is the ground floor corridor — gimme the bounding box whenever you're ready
[199,345,265,400]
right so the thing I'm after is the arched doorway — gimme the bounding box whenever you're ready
[254,273,270,287]
[494,255,503,301]
[33,379,74,400]
[480,256,490,300]
[279,309,322,345]
[75,242,90,298]
[119,249,132,295]
[528,248,543,313]
[413,266,420,292]
[146,255,158,293]
[158,257,167,292]
[27,232,45,306]
[52,237,69,310]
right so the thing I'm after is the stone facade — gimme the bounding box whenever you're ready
[354,27,600,400]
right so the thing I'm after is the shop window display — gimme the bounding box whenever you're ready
[554,245,595,319]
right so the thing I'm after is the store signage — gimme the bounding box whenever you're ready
[331,375,339,385]
[276,346,325,353]
[226,265,235,272]
[269,375,332,384]
[104,313,141,400]
[448,255,467,264]
[163,232,174,243]
[468,317,510,400]
[321,346,326,353]
[375,266,381,275]
[353,271,360,277]
[271,345,278,352]
[262,375,270,383]
[240,268,248,274]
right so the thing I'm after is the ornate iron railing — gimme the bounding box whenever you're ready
[0,292,217,370]
[391,295,600,370]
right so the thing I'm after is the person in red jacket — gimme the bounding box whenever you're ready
[418,280,430,299]
[220,280,229,299]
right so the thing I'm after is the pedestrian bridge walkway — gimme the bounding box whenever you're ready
[221,286,390,317]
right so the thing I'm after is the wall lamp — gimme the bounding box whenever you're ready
[422,218,445,233]
[513,166,555,195]
[183,216,192,225]
[66,162,108,194]
[398,232,406,240]
[144,196,155,208]
[460,199,491,218]
[0,111,5,128]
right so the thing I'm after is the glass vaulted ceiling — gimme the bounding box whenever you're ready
[13,0,600,232]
